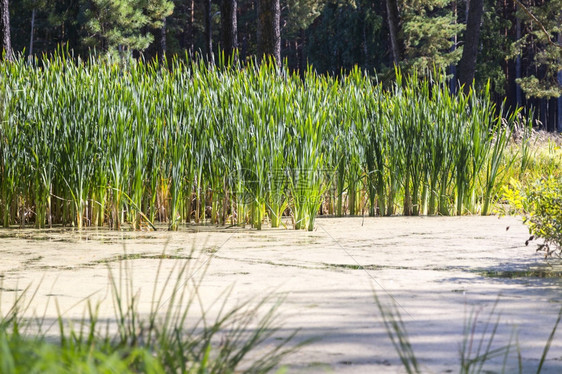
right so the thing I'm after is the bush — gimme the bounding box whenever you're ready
[504,176,562,258]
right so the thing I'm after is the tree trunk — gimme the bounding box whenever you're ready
[299,28,306,74]
[361,6,368,69]
[185,0,195,56]
[220,0,238,62]
[384,0,402,65]
[540,98,547,130]
[257,0,280,66]
[457,0,485,93]
[556,32,562,132]
[515,17,522,106]
[29,7,35,59]
[449,1,458,93]
[161,17,167,64]
[558,32,561,132]
[205,0,213,63]
[1,0,12,61]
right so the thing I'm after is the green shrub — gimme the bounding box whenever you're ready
[504,176,562,258]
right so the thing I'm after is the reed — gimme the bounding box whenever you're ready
[0,54,519,231]
[0,249,300,373]
[376,293,562,374]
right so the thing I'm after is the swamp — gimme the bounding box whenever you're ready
[1,216,562,372]
[1,46,562,374]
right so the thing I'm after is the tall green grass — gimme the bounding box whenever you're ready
[0,250,300,373]
[0,55,517,231]
[375,293,562,374]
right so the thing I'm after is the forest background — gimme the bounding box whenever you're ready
[1,0,561,130]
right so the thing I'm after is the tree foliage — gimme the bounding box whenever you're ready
[512,0,561,99]
[3,0,562,128]
[401,0,463,73]
[285,0,325,34]
[81,0,173,53]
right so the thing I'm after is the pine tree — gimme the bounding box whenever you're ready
[283,0,324,71]
[474,0,513,99]
[457,0,485,93]
[1,0,12,60]
[80,0,173,55]
[220,0,238,60]
[303,1,384,74]
[385,0,402,64]
[512,0,561,99]
[285,0,324,32]
[401,0,464,74]
[257,0,280,65]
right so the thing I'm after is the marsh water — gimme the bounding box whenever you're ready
[1,216,561,373]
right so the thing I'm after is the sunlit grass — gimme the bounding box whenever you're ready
[0,55,526,231]
[375,293,562,374]
[0,249,301,373]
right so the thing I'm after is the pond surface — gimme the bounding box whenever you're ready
[0,216,561,373]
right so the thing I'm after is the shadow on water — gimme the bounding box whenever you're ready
[480,269,562,279]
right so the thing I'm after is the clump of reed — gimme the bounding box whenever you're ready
[0,55,518,231]
[375,294,562,374]
[0,250,300,373]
